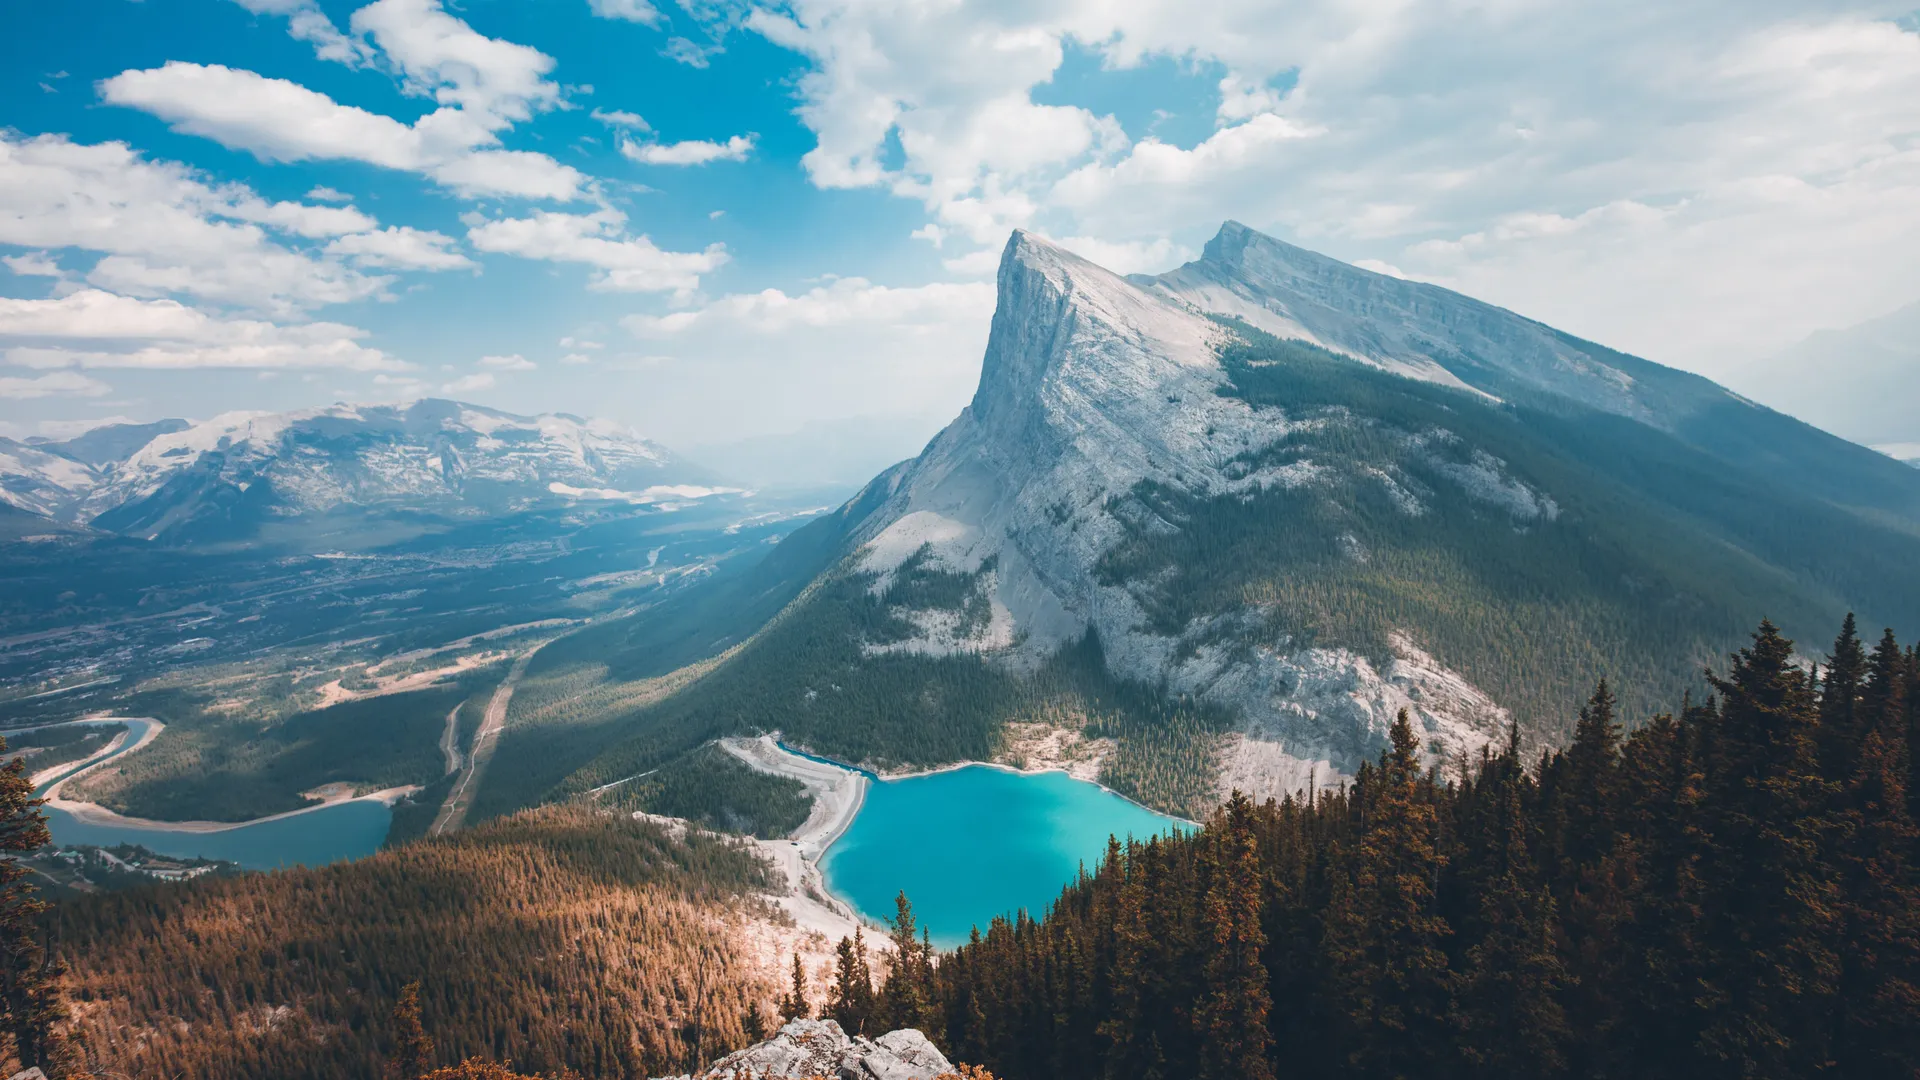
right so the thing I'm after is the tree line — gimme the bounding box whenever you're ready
[896,615,1919,1079]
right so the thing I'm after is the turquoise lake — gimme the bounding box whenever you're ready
[821,766,1188,948]
[35,719,393,870]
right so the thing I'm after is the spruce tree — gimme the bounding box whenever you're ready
[780,952,810,1022]
[391,982,435,1080]
[0,737,58,1078]
[1830,628,1920,1077]
[829,928,875,1036]
[1322,709,1452,1079]
[881,893,930,1033]
[1699,621,1841,1075]
[1195,793,1273,1080]
[1819,614,1868,783]
[1452,739,1568,1078]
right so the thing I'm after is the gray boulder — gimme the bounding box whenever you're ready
[665,1018,956,1080]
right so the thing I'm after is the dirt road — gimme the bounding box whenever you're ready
[429,648,535,836]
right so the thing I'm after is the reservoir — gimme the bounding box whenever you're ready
[33,719,393,870]
[821,765,1188,948]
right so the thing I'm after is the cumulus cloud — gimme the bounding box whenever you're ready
[0,372,112,399]
[588,0,663,26]
[624,277,993,336]
[478,353,536,370]
[466,207,727,293]
[0,290,403,371]
[323,227,475,270]
[749,0,1920,372]
[442,371,496,393]
[226,0,373,66]
[620,134,754,165]
[591,108,650,131]
[100,62,584,201]
[0,132,393,312]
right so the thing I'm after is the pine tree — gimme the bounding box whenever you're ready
[1819,614,1868,783]
[1452,738,1568,1078]
[391,982,435,1080]
[1096,841,1155,1080]
[780,952,810,1022]
[829,930,875,1036]
[1698,621,1842,1075]
[1830,628,1920,1077]
[0,736,58,1078]
[1195,793,1273,1080]
[1322,709,1452,1079]
[881,893,930,1033]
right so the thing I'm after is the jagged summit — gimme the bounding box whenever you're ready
[1147,220,1730,425]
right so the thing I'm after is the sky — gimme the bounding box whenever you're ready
[2,0,1918,451]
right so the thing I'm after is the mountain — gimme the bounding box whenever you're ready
[536,224,1920,817]
[0,400,721,546]
[1731,297,1920,463]
[27,418,191,467]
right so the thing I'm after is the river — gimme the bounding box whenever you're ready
[28,719,393,869]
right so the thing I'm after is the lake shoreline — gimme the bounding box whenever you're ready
[22,716,416,838]
[768,735,1200,827]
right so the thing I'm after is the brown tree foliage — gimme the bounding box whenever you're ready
[53,807,783,1080]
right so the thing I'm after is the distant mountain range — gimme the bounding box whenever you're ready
[0,400,719,546]
[1732,297,1920,466]
[545,222,1920,816]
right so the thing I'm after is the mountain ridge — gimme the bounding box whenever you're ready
[543,222,1920,815]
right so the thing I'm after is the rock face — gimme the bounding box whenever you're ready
[0,399,716,543]
[663,1020,956,1080]
[836,230,1512,790]
[802,222,1920,798]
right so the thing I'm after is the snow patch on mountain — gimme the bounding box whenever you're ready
[0,439,99,520]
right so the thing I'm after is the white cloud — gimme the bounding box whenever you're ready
[749,0,1920,372]
[350,0,561,125]
[324,227,475,270]
[227,0,373,66]
[101,62,585,201]
[0,132,392,312]
[588,0,663,26]
[1047,235,1193,276]
[442,371,496,393]
[466,208,727,293]
[2,252,65,278]
[478,353,535,370]
[305,186,353,203]
[0,290,403,371]
[624,276,993,336]
[620,135,755,166]
[0,372,111,399]
[559,352,593,365]
[591,108,650,131]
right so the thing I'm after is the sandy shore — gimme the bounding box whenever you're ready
[23,716,419,834]
[45,783,422,835]
[716,736,871,941]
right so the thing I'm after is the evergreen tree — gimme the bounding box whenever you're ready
[1819,614,1868,783]
[780,953,810,1021]
[1095,841,1156,1080]
[1452,737,1568,1078]
[1322,709,1452,1079]
[829,929,876,1036]
[1698,621,1842,1076]
[881,893,931,1033]
[1195,793,1273,1080]
[0,737,59,1078]
[391,982,435,1080]
[1830,627,1920,1077]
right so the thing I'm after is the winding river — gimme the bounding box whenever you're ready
[26,719,393,869]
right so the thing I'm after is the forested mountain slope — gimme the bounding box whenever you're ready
[519,225,1920,818]
[55,808,786,1080]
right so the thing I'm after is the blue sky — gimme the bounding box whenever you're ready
[3,0,1919,449]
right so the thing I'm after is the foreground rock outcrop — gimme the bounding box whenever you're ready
[660,1019,955,1080]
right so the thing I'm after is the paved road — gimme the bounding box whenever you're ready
[429,649,535,836]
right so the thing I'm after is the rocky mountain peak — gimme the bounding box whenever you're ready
[656,1019,957,1080]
